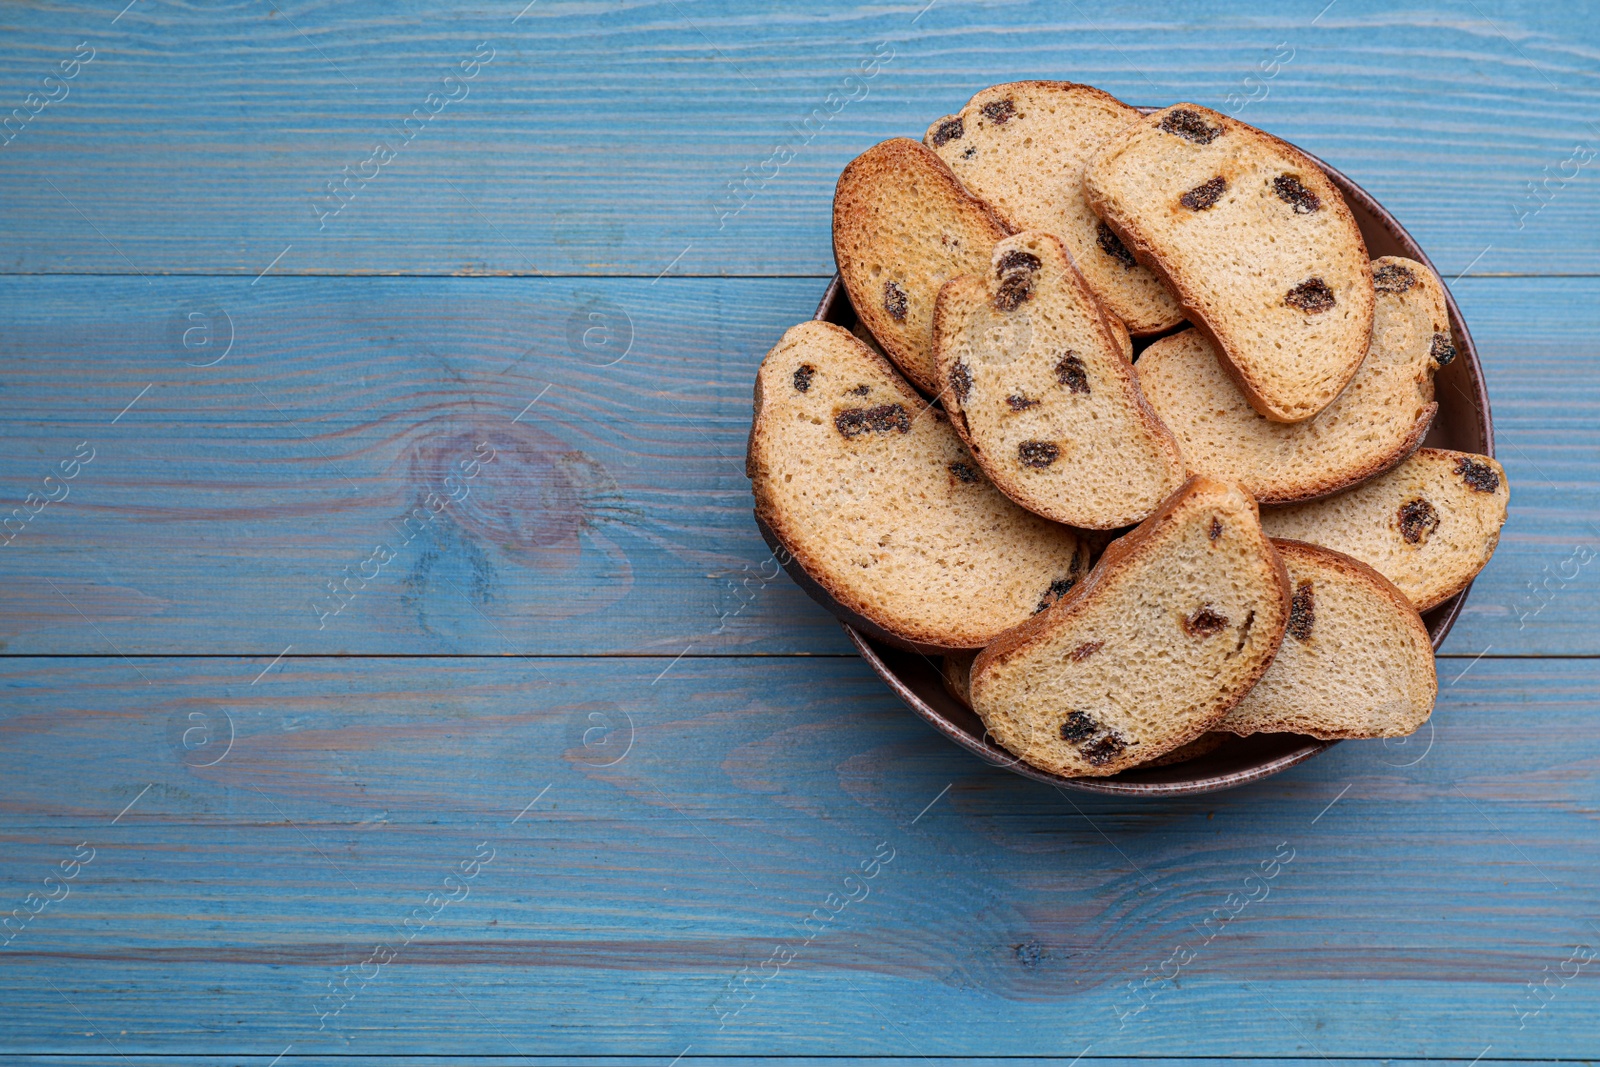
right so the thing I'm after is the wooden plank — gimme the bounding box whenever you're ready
[0,273,851,656]
[0,654,1597,1058]
[0,1062,1577,1067]
[0,1061,1576,1067]
[0,273,1595,655]
[0,1,1598,276]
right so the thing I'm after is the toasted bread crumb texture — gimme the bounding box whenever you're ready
[970,478,1289,776]
[1084,104,1374,422]
[1138,257,1450,503]
[933,233,1186,528]
[1222,540,1437,739]
[948,652,1226,766]
[925,82,1184,335]
[1262,448,1508,611]
[834,138,1010,393]
[748,321,1088,648]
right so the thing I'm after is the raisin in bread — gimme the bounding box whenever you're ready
[1084,103,1374,423]
[970,478,1289,776]
[932,232,1186,529]
[925,82,1184,335]
[1221,540,1437,738]
[943,650,1226,766]
[1139,257,1453,504]
[834,138,1010,394]
[1262,449,1508,612]
[748,321,1089,651]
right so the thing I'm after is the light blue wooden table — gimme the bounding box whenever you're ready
[2,1,1599,1063]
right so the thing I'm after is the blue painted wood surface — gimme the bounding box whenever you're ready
[0,0,1597,276]
[0,275,1597,656]
[1,0,1599,1062]
[1,655,1599,1059]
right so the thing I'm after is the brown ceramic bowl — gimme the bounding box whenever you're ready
[803,128,1494,796]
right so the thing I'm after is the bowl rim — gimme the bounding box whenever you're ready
[808,133,1494,796]
[843,624,1339,796]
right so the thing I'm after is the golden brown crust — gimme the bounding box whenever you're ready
[974,475,1290,694]
[1272,538,1428,627]
[971,477,1291,774]
[926,82,1181,336]
[1252,402,1435,506]
[1097,217,1368,427]
[1261,448,1508,613]
[931,232,1185,529]
[1139,251,1448,506]
[1106,313,1135,362]
[747,323,927,486]
[1406,475,1499,610]
[833,138,1011,394]
[1414,571,1478,611]
[743,360,767,483]
[748,320,1086,652]
[945,656,1232,770]
[922,80,1140,165]
[1084,104,1374,423]
[933,231,1135,437]
[748,323,974,651]
[1407,449,1506,612]
[1216,538,1434,738]
[753,513,974,654]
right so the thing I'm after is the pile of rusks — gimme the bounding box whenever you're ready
[744,83,1509,778]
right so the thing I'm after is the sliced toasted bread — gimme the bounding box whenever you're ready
[1084,103,1373,423]
[834,138,1011,394]
[1221,540,1437,738]
[925,82,1184,335]
[943,650,1226,766]
[970,477,1290,776]
[932,232,1186,529]
[1262,449,1508,612]
[748,321,1090,651]
[1139,256,1453,504]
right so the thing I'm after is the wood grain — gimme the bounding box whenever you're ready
[0,274,1592,655]
[0,655,1597,1058]
[0,1,1597,276]
[2,3,1598,1060]
[0,1061,1580,1067]
[0,1062,1574,1067]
